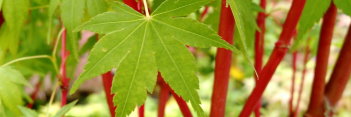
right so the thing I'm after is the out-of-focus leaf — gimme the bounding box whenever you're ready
[79,35,98,56]
[0,66,27,117]
[53,100,78,117]
[292,0,331,51]
[47,0,61,43]
[334,0,351,16]
[18,106,38,117]
[0,0,29,54]
[61,0,85,60]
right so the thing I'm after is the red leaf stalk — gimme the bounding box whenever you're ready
[60,29,70,106]
[27,80,42,108]
[305,3,337,116]
[294,46,310,117]
[157,74,192,117]
[138,104,145,117]
[323,23,351,116]
[210,0,235,116]
[253,0,266,116]
[289,52,298,116]
[200,6,210,22]
[157,77,170,117]
[239,0,306,116]
[102,71,116,117]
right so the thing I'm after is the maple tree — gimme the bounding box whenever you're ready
[0,0,351,116]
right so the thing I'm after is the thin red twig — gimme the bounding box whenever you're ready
[289,52,298,117]
[294,46,310,117]
[27,80,42,108]
[239,0,306,116]
[60,29,70,107]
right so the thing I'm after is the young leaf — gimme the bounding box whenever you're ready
[47,0,60,43]
[71,0,234,116]
[292,0,331,50]
[53,100,78,117]
[334,0,351,16]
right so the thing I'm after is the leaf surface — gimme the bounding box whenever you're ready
[334,0,351,16]
[292,0,331,50]
[71,1,234,116]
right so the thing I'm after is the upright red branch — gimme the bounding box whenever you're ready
[253,0,266,116]
[60,29,70,106]
[239,0,306,116]
[210,0,235,116]
[323,23,351,116]
[305,3,337,116]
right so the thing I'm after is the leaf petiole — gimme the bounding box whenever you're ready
[1,55,52,67]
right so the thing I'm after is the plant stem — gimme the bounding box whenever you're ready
[46,81,59,117]
[323,23,351,116]
[289,52,298,117]
[139,104,145,117]
[294,46,310,117]
[305,3,337,116]
[60,29,70,106]
[158,74,193,117]
[239,0,306,116]
[142,0,150,17]
[210,0,235,116]
[253,0,266,116]
[102,71,116,117]
[157,77,171,117]
[1,55,51,67]
[27,79,42,108]
[200,6,209,22]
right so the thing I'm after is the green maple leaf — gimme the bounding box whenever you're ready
[70,0,235,116]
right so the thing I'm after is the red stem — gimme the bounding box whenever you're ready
[60,29,70,107]
[323,24,351,115]
[27,80,42,108]
[239,0,306,116]
[0,11,4,26]
[157,77,170,117]
[200,6,209,22]
[253,0,266,116]
[294,46,310,117]
[102,71,116,117]
[158,74,193,117]
[289,52,298,116]
[305,3,337,116]
[138,105,145,117]
[210,0,235,116]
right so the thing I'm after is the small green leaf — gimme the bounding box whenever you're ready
[53,100,78,117]
[292,0,331,50]
[334,0,351,16]
[72,1,233,116]
[18,106,38,117]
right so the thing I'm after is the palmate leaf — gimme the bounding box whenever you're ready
[70,0,234,116]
